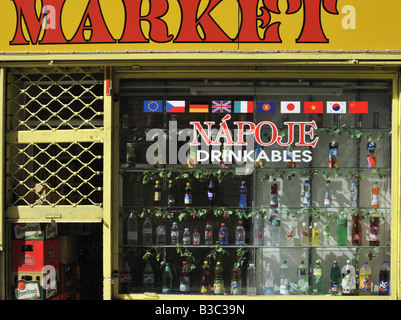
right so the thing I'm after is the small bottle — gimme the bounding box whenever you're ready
[254,145,264,168]
[379,260,390,295]
[247,263,257,296]
[329,141,339,168]
[286,227,294,247]
[323,225,330,246]
[200,260,211,295]
[279,260,290,295]
[207,180,216,206]
[300,222,309,246]
[180,261,190,294]
[171,222,180,245]
[184,182,192,206]
[219,223,228,246]
[167,180,175,207]
[162,263,173,294]
[352,215,362,246]
[324,180,332,207]
[350,182,357,208]
[143,260,154,292]
[286,145,295,168]
[183,228,191,245]
[213,261,224,295]
[127,210,138,245]
[337,213,348,246]
[302,180,311,207]
[192,229,200,245]
[142,217,153,246]
[235,221,246,246]
[359,261,372,295]
[263,263,274,295]
[369,210,380,246]
[330,260,341,295]
[371,181,380,208]
[204,221,213,245]
[270,211,281,247]
[120,259,132,293]
[312,260,323,295]
[297,260,308,295]
[253,213,264,246]
[231,266,242,295]
[341,260,356,295]
[311,223,320,246]
[154,180,161,206]
[156,221,166,245]
[270,178,278,207]
[239,181,247,208]
[367,142,377,168]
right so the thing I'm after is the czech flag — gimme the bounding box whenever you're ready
[327,101,346,114]
[257,102,276,113]
[304,101,323,113]
[166,100,185,113]
[234,101,254,113]
[349,101,368,114]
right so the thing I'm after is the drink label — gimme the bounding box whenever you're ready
[127,231,138,241]
[280,284,290,295]
[359,274,371,292]
[297,268,306,276]
[286,230,294,238]
[208,191,215,201]
[324,197,331,206]
[180,277,190,292]
[379,280,390,294]
[371,194,379,206]
[162,287,172,294]
[201,285,209,294]
[330,282,341,294]
[302,195,310,206]
[313,269,322,276]
[271,219,280,227]
[214,280,224,294]
[301,228,309,238]
[193,235,200,245]
[369,226,380,241]
[184,194,192,205]
[270,194,278,206]
[231,281,241,295]
[154,192,161,202]
[337,218,347,228]
[143,274,154,284]
[120,274,132,283]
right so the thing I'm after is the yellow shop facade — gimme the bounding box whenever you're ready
[0,0,400,300]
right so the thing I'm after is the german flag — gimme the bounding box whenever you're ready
[189,104,209,113]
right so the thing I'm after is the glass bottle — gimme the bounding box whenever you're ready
[352,215,362,246]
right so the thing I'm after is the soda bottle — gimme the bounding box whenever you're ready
[208,180,216,206]
[270,210,281,247]
[341,260,356,295]
[142,217,153,246]
[379,260,390,295]
[359,261,372,295]
[300,222,309,246]
[239,181,247,208]
[302,180,311,207]
[213,261,224,295]
[171,221,179,245]
[143,260,154,292]
[183,228,191,245]
[369,211,380,246]
[254,145,264,168]
[200,260,211,295]
[350,182,357,208]
[323,225,330,246]
[263,263,274,295]
[247,263,257,296]
[330,260,341,295]
[366,142,377,168]
[184,182,192,206]
[270,178,278,207]
[167,180,175,207]
[154,180,161,206]
[156,221,166,245]
[286,227,294,247]
[312,260,323,295]
[324,180,332,207]
[337,213,348,246]
[329,141,339,168]
[371,181,380,208]
[296,260,308,295]
[352,215,362,246]
[279,260,290,295]
[180,261,190,294]
[231,266,242,295]
[253,213,264,246]
[311,223,320,246]
[162,263,173,294]
[193,229,200,245]
[235,221,246,246]
[120,259,132,293]
[127,209,138,245]
[205,221,213,245]
[219,223,228,246]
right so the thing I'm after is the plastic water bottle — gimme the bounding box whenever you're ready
[323,225,330,246]
[337,213,348,246]
[239,181,247,208]
[270,210,281,247]
[359,261,372,295]
[302,180,311,207]
[180,261,190,294]
[324,180,331,207]
[330,260,341,295]
[280,260,290,295]
[235,221,246,246]
[350,182,357,208]
[208,180,216,206]
[171,222,179,245]
[286,227,294,247]
[312,260,323,294]
[253,213,264,246]
[219,223,228,246]
[127,209,138,245]
[192,229,200,245]
[270,178,278,207]
[205,221,213,245]
[213,261,224,295]
[300,222,309,246]
[162,263,173,294]
[263,263,274,295]
[379,260,390,295]
[143,260,154,292]
[297,260,308,295]
[142,217,153,246]
[341,260,356,295]
[156,221,166,245]
[247,263,256,296]
[311,223,320,246]
[183,228,191,245]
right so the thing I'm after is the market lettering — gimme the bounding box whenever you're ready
[10,0,339,45]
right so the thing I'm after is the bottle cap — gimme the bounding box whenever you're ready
[364,261,368,264]
[194,229,198,232]
[316,260,320,264]
[183,261,187,264]
[173,222,177,225]
[221,223,225,226]
[169,180,173,183]
[238,221,242,225]
[204,260,208,264]
[326,180,330,183]
[334,260,338,263]
[300,260,304,263]
[217,261,221,265]
[184,228,189,231]
[346,260,351,263]
[186,182,190,185]
[156,180,160,184]
[283,260,287,264]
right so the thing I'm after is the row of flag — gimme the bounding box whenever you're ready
[144,100,369,114]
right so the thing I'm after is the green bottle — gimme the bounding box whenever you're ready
[162,263,173,294]
[312,260,323,294]
[296,260,308,295]
[143,260,155,292]
[330,260,341,295]
[337,213,348,246]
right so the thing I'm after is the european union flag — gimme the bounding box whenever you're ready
[144,100,163,113]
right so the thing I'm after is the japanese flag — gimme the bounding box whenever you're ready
[281,101,300,113]
[327,101,346,114]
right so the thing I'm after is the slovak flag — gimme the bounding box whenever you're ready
[349,101,368,114]
[234,101,254,113]
[166,100,185,113]
[281,101,301,113]
[327,101,346,114]
[212,100,231,113]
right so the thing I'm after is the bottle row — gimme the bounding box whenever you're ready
[126,211,383,247]
[121,258,390,296]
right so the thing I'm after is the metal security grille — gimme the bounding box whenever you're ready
[6,67,104,208]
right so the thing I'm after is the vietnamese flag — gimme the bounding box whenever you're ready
[349,101,368,114]
[304,101,323,113]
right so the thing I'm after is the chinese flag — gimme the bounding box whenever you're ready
[349,101,368,114]
[304,101,323,113]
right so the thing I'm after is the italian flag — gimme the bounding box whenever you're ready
[234,101,254,113]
